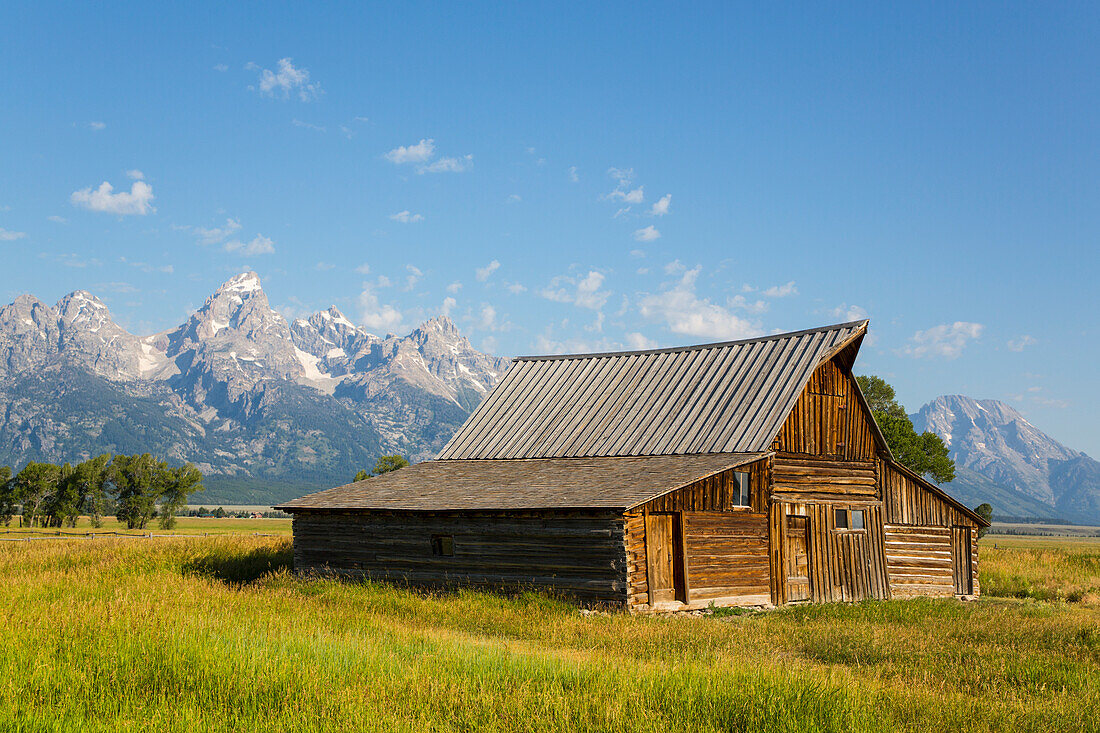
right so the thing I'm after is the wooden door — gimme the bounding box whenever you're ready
[646,513,684,604]
[835,532,872,602]
[784,515,812,602]
[952,526,973,595]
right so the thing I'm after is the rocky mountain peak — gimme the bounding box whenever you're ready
[914,394,1099,523]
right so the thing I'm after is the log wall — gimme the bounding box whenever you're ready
[291,510,628,605]
[626,458,770,611]
[881,461,980,598]
[771,358,878,460]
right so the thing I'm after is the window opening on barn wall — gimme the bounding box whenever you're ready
[431,535,454,557]
[733,471,751,507]
[834,508,848,529]
[851,509,865,530]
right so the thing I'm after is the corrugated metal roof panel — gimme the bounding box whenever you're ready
[437,320,868,460]
[277,453,767,512]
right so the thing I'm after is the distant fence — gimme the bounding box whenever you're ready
[0,529,281,542]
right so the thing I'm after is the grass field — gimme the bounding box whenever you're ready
[0,534,1097,732]
[0,516,292,537]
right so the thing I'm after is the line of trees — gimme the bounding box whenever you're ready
[0,454,204,530]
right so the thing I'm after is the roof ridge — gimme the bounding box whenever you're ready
[512,320,869,362]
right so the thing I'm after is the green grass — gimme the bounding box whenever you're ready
[0,516,291,537]
[0,536,1097,732]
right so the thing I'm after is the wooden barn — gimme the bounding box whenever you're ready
[278,320,987,611]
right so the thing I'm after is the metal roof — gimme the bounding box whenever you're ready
[277,453,766,512]
[437,320,868,460]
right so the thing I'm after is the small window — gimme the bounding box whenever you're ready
[430,535,454,557]
[834,508,848,529]
[851,510,865,530]
[733,471,751,507]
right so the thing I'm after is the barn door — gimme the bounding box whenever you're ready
[952,526,973,595]
[646,513,685,605]
[785,515,812,602]
[835,532,872,602]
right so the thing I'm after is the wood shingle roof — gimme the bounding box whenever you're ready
[277,453,766,512]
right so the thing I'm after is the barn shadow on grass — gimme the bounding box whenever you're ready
[183,542,293,585]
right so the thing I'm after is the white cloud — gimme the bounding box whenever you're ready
[605,168,644,204]
[385,138,435,164]
[630,249,646,258]
[355,263,371,275]
[637,267,763,340]
[292,119,326,132]
[476,259,501,282]
[899,322,984,359]
[315,262,336,271]
[47,215,67,223]
[121,257,173,274]
[88,121,106,131]
[419,154,473,174]
[763,281,798,298]
[224,234,275,256]
[375,275,392,288]
[626,332,658,350]
[213,64,229,72]
[568,166,579,183]
[507,194,522,203]
[446,281,462,294]
[478,304,498,330]
[253,58,322,101]
[0,228,27,241]
[358,283,403,332]
[728,295,768,314]
[506,282,527,294]
[404,264,423,291]
[539,271,609,311]
[441,296,457,316]
[193,218,242,245]
[1008,335,1037,352]
[829,303,868,321]
[634,225,660,242]
[664,259,685,275]
[126,169,144,180]
[390,210,424,223]
[650,194,671,216]
[71,180,155,216]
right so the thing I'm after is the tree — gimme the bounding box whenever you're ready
[353,469,370,482]
[0,466,14,527]
[159,463,204,529]
[108,454,164,530]
[372,455,409,476]
[855,375,955,483]
[12,462,61,528]
[974,503,993,538]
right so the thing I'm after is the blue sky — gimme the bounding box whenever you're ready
[1,2,1098,454]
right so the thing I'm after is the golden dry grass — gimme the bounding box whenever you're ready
[0,534,1096,732]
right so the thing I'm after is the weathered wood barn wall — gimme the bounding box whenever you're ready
[280,320,986,612]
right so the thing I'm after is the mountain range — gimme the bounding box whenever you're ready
[913,396,1100,525]
[1,278,1097,522]
[0,273,508,503]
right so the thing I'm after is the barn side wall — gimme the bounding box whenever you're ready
[291,510,628,605]
[625,458,771,612]
[767,358,892,604]
[881,461,980,598]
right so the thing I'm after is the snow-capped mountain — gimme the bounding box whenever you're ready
[913,395,1100,524]
[0,272,510,503]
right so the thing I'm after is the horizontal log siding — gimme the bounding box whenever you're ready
[684,512,770,603]
[881,461,978,528]
[628,459,771,611]
[883,524,955,598]
[771,455,878,503]
[771,359,876,460]
[292,510,628,604]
